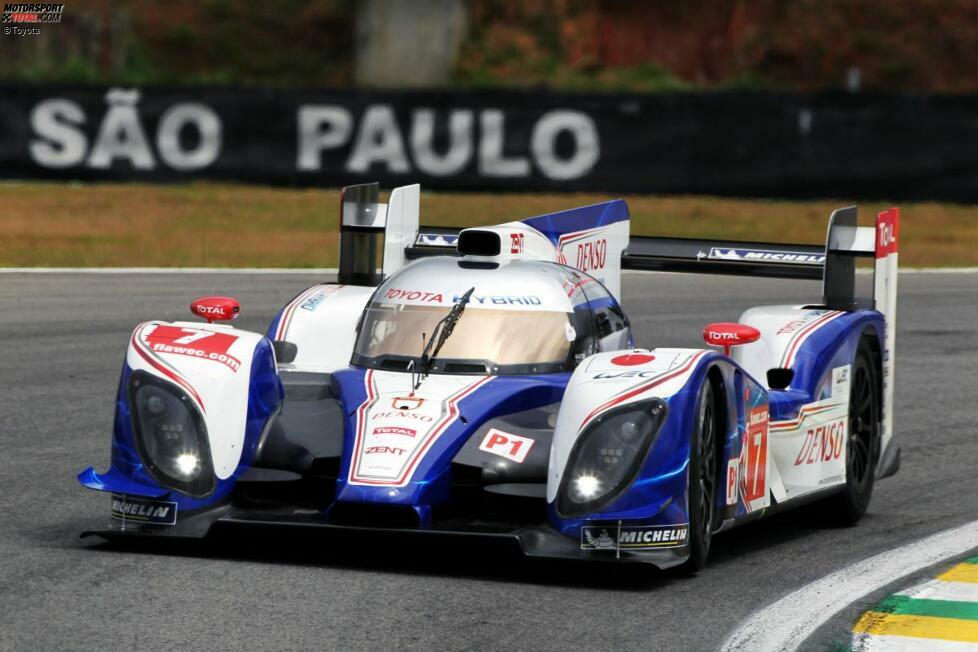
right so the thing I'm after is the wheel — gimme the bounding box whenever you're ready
[826,340,881,525]
[677,380,719,574]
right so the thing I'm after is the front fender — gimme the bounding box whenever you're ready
[547,349,719,535]
[79,321,282,514]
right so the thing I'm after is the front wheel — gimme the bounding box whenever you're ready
[677,380,718,574]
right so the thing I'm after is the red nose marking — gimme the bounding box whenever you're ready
[611,353,655,366]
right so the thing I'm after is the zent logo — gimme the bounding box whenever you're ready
[478,428,534,464]
[510,232,524,254]
[365,446,405,456]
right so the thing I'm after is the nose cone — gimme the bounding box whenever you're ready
[334,370,493,506]
[330,369,565,512]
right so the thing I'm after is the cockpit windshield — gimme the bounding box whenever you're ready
[351,259,594,375]
[353,303,576,374]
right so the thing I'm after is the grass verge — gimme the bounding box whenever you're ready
[1,181,975,268]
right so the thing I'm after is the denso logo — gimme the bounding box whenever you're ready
[386,288,444,303]
[576,238,607,273]
[372,426,417,437]
[371,411,433,422]
[794,417,846,465]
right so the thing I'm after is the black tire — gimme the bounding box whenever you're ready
[826,340,881,525]
[677,380,719,574]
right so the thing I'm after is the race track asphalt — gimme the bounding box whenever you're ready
[0,270,975,651]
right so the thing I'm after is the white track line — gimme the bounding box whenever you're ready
[853,634,978,652]
[897,578,978,603]
[719,520,978,652]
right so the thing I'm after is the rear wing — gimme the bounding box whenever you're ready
[405,205,898,314]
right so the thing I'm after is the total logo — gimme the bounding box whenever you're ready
[878,222,897,249]
[708,330,738,341]
[372,426,417,438]
[194,305,227,316]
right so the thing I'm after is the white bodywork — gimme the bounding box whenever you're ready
[381,184,421,275]
[128,321,264,480]
[547,348,709,502]
[458,217,630,300]
[272,284,375,373]
[767,367,850,501]
[733,306,846,388]
[347,370,491,487]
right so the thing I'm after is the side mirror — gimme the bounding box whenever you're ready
[703,322,761,357]
[190,296,240,324]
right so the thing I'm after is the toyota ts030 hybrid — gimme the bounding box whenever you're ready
[78,183,901,571]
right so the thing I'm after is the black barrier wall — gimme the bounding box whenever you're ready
[2,83,978,199]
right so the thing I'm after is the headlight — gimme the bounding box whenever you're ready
[557,399,666,517]
[129,370,214,497]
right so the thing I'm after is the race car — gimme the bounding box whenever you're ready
[78,183,901,572]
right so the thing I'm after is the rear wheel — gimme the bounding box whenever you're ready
[677,381,718,574]
[827,341,881,524]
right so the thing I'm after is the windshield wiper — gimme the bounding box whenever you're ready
[413,287,475,390]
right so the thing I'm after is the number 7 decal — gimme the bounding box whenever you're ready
[741,406,770,511]
[173,328,215,345]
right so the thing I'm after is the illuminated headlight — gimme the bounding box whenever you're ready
[129,370,214,497]
[557,399,666,517]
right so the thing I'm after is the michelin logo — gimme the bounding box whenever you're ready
[110,495,178,525]
[705,247,825,265]
[581,524,689,550]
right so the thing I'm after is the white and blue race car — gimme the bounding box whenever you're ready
[78,183,901,572]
